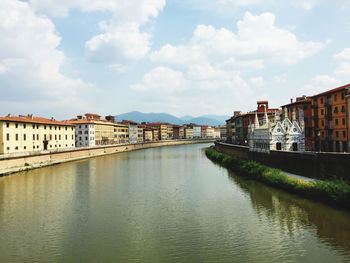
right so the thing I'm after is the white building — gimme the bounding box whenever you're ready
[74,122,95,147]
[193,126,201,138]
[248,107,305,153]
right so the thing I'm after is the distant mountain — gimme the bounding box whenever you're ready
[179,115,194,121]
[114,111,228,126]
[115,111,184,125]
[186,117,224,126]
[200,115,230,123]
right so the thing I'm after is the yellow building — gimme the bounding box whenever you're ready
[114,123,128,144]
[149,123,169,140]
[179,126,185,138]
[0,114,75,154]
[144,128,153,141]
[138,125,144,143]
[185,128,194,139]
[167,125,173,139]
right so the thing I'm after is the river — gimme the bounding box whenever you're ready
[0,143,349,262]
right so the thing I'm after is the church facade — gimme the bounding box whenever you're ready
[248,107,305,153]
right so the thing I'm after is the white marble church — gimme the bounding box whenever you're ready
[248,107,305,153]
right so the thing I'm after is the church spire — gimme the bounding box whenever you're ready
[254,111,259,128]
[263,105,268,125]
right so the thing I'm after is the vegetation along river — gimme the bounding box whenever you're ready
[0,143,350,262]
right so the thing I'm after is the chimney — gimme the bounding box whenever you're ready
[51,117,55,121]
[28,114,34,119]
[290,98,293,103]
[6,113,12,117]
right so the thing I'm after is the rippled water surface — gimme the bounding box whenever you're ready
[0,143,350,262]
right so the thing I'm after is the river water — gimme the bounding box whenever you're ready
[0,143,350,263]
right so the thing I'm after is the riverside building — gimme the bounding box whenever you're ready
[311,84,350,152]
[0,114,75,154]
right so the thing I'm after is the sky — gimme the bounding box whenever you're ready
[0,0,350,120]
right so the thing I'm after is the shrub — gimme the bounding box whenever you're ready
[205,147,350,210]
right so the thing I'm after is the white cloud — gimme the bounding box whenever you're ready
[108,64,128,73]
[130,67,185,93]
[303,75,342,95]
[250,77,264,87]
[333,48,350,61]
[0,63,7,74]
[29,0,166,65]
[0,0,93,117]
[334,62,350,77]
[151,12,327,66]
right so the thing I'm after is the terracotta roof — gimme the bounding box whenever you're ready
[311,83,350,97]
[148,122,171,125]
[68,119,115,126]
[121,120,138,125]
[281,98,311,107]
[0,115,74,126]
[85,113,101,117]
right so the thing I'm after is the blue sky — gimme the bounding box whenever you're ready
[1,0,350,120]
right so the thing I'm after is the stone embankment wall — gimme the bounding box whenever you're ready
[0,139,214,176]
[214,142,350,182]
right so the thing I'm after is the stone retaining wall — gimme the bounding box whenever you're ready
[0,139,214,176]
[214,142,350,182]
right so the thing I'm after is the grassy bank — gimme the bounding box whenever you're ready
[206,147,350,210]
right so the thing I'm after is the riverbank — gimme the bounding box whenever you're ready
[0,139,214,177]
[205,147,350,210]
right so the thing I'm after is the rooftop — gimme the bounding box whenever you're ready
[0,114,74,126]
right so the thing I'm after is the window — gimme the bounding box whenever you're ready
[79,125,81,128]
[334,94,337,101]
[44,125,46,129]
[322,131,324,137]
[37,146,39,149]
[86,137,88,140]
[55,126,57,130]
[321,120,324,126]
[342,92,345,99]
[50,126,52,130]
[6,147,9,151]
[59,127,61,130]
[336,131,339,138]
[50,135,52,140]
[79,131,82,135]
[33,134,35,140]
[15,134,18,141]
[72,135,74,139]
[321,109,324,115]
[341,106,345,113]
[24,146,26,150]
[33,146,35,149]
[55,135,57,140]
[59,135,61,140]
[305,117,308,123]
[15,146,18,150]
[33,124,35,129]
[36,125,39,129]
[85,125,88,128]
[6,122,9,128]
[334,107,338,113]
[6,133,9,141]
[65,127,67,130]
[343,131,346,138]
[15,123,18,128]
[65,135,67,140]
[320,98,323,104]
[79,137,82,140]
[23,124,26,129]
[37,134,39,140]
[24,134,26,140]
[342,118,346,125]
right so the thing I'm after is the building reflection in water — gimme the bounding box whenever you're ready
[227,171,350,258]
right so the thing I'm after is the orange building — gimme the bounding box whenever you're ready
[281,96,312,150]
[311,84,350,152]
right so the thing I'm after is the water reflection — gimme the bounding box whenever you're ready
[227,172,350,259]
